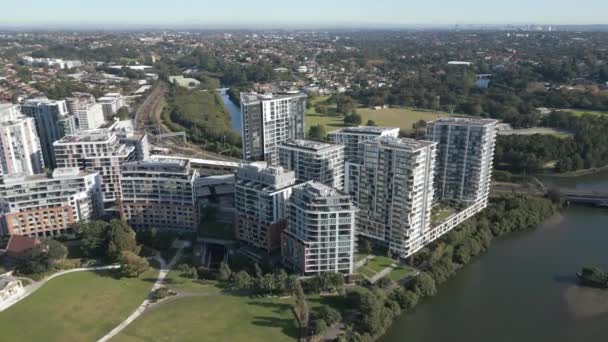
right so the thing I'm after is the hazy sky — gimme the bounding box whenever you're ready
[2,0,607,28]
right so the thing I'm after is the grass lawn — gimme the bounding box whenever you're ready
[164,269,223,294]
[115,294,299,342]
[432,208,455,225]
[0,269,157,342]
[305,95,447,133]
[357,107,446,132]
[358,255,416,282]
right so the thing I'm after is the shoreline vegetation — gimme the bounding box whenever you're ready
[577,267,608,289]
[338,195,558,342]
[536,164,608,178]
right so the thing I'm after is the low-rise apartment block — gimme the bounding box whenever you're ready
[120,159,199,231]
[0,167,101,237]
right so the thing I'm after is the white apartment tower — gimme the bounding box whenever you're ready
[278,139,345,190]
[347,137,437,257]
[0,103,44,175]
[53,130,135,208]
[328,126,400,162]
[0,168,101,237]
[240,92,306,164]
[426,118,498,203]
[76,103,105,130]
[120,159,199,231]
[65,92,96,115]
[98,93,125,120]
[282,181,357,275]
[234,162,297,251]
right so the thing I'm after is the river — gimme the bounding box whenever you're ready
[382,175,608,342]
[218,88,242,134]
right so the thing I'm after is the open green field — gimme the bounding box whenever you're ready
[357,255,416,282]
[306,96,447,133]
[0,269,156,342]
[165,269,223,294]
[115,295,299,342]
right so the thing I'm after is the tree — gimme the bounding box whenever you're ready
[45,239,68,262]
[308,124,327,141]
[344,112,362,126]
[294,281,310,338]
[316,305,342,325]
[120,251,149,277]
[78,221,109,258]
[116,107,130,120]
[359,239,372,255]
[106,220,139,262]
[392,288,419,310]
[310,318,328,336]
[233,270,252,289]
[16,245,51,275]
[178,263,198,279]
[366,120,377,126]
[218,261,232,281]
[411,272,437,297]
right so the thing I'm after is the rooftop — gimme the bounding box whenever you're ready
[240,92,306,105]
[54,130,114,144]
[366,136,436,151]
[329,126,400,135]
[279,139,343,153]
[121,158,190,173]
[428,117,498,127]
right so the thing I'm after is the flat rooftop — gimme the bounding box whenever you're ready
[427,117,498,127]
[240,92,306,105]
[279,139,343,153]
[54,131,114,144]
[366,136,436,151]
[122,158,191,173]
[329,126,400,135]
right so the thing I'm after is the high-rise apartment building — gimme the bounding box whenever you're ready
[76,103,105,130]
[278,139,345,190]
[0,103,44,175]
[0,167,101,237]
[65,92,96,115]
[234,162,297,251]
[21,98,76,168]
[328,126,400,162]
[282,181,357,275]
[53,130,135,208]
[426,118,498,203]
[347,137,436,257]
[240,92,306,164]
[120,159,199,231]
[98,93,125,120]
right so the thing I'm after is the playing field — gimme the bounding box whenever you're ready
[0,269,156,341]
[114,295,299,342]
[306,96,447,133]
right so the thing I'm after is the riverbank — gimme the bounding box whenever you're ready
[537,164,608,178]
[341,195,559,341]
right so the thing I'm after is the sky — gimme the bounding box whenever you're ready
[1,0,607,28]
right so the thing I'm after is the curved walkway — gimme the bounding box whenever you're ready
[0,265,120,312]
[97,241,188,342]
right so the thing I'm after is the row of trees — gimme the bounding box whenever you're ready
[496,111,608,173]
[341,195,557,341]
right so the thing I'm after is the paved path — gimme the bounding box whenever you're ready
[0,265,120,312]
[97,241,188,342]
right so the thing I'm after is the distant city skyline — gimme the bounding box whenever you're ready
[1,0,607,28]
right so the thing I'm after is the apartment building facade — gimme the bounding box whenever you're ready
[347,137,437,257]
[0,103,44,175]
[278,139,345,190]
[234,162,297,251]
[328,126,400,163]
[53,130,135,208]
[426,117,498,203]
[240,92,306,164]
[21,98,76,168]
[76,103,105,130]
[0,168,101,237]
[120,159,199,231]
[282,181,357,275]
